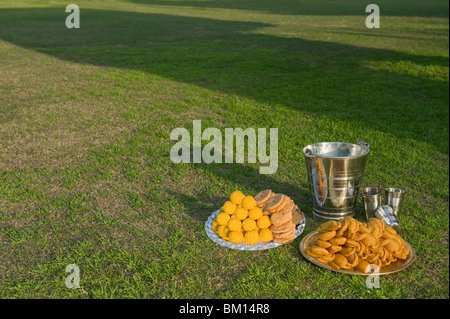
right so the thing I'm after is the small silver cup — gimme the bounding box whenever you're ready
[374,205,402,232]
[361,186,383,221]
[384,188,405,218]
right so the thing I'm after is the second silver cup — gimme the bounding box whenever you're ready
[384,188,405,218]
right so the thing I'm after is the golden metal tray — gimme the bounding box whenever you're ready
[299,231,416,275]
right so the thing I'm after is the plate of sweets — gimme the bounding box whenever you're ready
[205,189,306,250]
[300,217,415,275]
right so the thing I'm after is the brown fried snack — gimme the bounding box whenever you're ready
[258,192,303,244]
[264,194,285,212]
[270,209,293,225]
[273,236,295,244]
[254,189,273,207]
[272,196,292,214]
[270,219,295,232]
[271,225,296,239]
[292,207,303,226]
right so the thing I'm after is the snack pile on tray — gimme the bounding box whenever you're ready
[256,189,304,244]
[304,217,410,273]
[212,190,304,245]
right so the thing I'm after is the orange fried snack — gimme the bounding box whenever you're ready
[306,217,410,273]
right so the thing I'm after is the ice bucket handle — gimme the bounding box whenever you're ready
[304,147,313,156]
[357,139,370,149]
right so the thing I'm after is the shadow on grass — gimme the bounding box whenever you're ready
[0,7,448,153]
[167,162,314,222]
[127,0,450,18]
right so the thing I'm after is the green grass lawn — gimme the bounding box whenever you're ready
[0,0,448,298]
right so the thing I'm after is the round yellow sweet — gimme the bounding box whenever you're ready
[222,201,237,215]
[230,190,245,205]
[242,218,257,231]
[221,226,230,240]
[241,196,257,210]
[256,215,271,229]
[259,228,273,242]
[229,231,244,244]
[248,207,263,220]
[211,220,219,231]
[233,207,248,220]
[227,218,242,232]
[216,212,231,225]
[244,230,259,244]
[217,225,226,237]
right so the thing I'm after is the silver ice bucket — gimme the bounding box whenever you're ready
[303,141,370,220]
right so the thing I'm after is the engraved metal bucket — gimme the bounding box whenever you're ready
[303,141,370,220]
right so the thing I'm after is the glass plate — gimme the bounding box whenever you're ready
[205,208,306,251]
